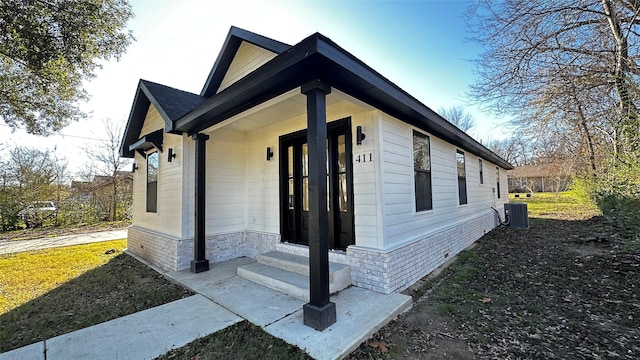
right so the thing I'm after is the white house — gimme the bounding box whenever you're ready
[120,27,512,330]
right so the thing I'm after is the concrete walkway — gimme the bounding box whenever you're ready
[0,229,127,255]
[0,256,412,360]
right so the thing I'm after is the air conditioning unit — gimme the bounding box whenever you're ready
[504,203,529,229]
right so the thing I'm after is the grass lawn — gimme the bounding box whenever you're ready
[3,192,638,359]
[509,191,600,219]
[348,192,639,359]
[0,241,192,352]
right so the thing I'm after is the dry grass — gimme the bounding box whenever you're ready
[509,191,600,219]
[0,241,192,352]
[0,240,127,314]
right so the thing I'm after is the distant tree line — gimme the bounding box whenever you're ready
[0,120,132,231]
[468,0,640,232]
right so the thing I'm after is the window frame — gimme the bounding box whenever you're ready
[456,150,467,205]
[496,166,501,199]
[413,130,433,212]
[146,151,159,213]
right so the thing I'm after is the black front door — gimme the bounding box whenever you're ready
[280,118,354,250]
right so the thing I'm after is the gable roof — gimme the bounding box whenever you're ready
[200,26,291,97]
[120,26,512,170]
[120,80,206,158]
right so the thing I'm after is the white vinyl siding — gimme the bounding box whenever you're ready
[132,105,185,238]
[217,41,278,93]
[377,115,508,249]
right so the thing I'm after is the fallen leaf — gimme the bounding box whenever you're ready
[479,298,492,303]
[379,342,389,353]
[515,273,524,278]
[368,341,379,348]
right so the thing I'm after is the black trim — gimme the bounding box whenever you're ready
[120,80,205,158]
[122,27,513,170]
[279,118,354,250]
[200,26,291,97]
[128,129,164,158]
[191,133,210,273]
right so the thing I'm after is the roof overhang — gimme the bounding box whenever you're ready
[128,129,164,158]
[173,33,513,170]
[120,27,512,169]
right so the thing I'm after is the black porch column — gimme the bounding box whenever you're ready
[191,133,210,273]
[301,79,336,331]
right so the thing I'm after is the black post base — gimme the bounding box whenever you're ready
[303,302,336,331]
[190,259,210,273]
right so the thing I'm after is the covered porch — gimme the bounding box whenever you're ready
[181,86,374,330]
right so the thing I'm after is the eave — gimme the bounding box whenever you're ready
[173,33,513,170]
[200,26,292,97]
[128,128,164,158]
[120,80,205,158]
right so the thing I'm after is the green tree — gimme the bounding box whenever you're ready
[0,147,66,230]
[0,0,134,135]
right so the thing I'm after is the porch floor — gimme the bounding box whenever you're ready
[165,257,412,360]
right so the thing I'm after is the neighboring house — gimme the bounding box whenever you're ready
[120,27,512,330]
[71,172,133,220]
[507,164,571,193]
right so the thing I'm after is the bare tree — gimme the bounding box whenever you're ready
[468,0,640,173]
[82,119,131,221]
[438,105,476,133]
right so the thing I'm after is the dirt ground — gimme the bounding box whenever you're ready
[347,215,639,359]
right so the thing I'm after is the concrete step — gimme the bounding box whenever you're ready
[237,262,311,301]
[257,251,351,284]
[237,251,352,302]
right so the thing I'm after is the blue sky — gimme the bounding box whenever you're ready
[1,0,506,174]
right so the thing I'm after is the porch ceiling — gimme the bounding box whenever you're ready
[205,90,372,134]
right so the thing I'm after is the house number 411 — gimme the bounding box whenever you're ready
[355,153,373,163]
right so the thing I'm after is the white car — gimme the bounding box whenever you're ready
[21,201,58,228]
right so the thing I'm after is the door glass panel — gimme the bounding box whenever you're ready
[288,178,294,209]
[302,143,309,211]
[302,177,309,211]
[287,145,294,209]
[302,144,308,177]
[337,135,346,172]
[287,146,293,176]
[339,173,347,211]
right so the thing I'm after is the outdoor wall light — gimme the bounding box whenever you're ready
[168,148,176,162]
[266,146,274,161]
[356,126,366,145]
[132,163,139,173]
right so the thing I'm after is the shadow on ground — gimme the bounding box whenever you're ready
[0,253,192,353]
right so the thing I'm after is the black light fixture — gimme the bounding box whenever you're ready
[266,146,274,161]
[356,126,366,145]
[132,163,139,173]
[168,148,176,162]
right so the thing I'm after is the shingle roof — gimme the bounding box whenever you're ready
[120,26,513,170]
[140,80,206,121]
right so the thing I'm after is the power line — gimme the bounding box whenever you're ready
[0,123,108,142]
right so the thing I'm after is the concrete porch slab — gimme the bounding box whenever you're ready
[266,287,412,360]
[165,257,413,360]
